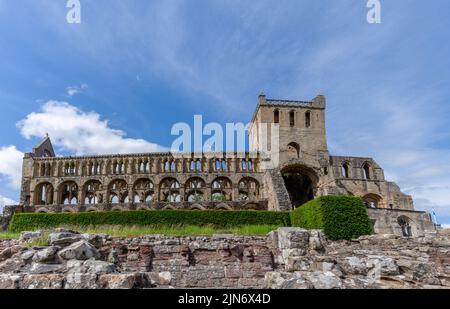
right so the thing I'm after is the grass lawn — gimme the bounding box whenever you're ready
[0,232,20,240]
[0,224,281,240]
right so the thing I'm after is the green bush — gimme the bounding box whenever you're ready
[9,210,291,232]
[290,196,372,240]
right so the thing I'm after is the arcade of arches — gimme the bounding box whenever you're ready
[33,176,261,206]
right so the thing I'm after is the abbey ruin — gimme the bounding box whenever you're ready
[3,94,434,236]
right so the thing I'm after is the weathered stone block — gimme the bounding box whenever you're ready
[22,274,64,289]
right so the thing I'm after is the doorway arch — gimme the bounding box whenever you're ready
[281,165,318,209]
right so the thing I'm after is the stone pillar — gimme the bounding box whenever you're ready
[78,188,83,206]
[180,186,185,202]
[53,190,59,205]
[205,187,212,201]
[232,185,239,201]
[128,185,134,204]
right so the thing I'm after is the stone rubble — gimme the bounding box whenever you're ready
[0,227,448,289]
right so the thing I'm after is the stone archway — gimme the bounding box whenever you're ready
[281,165,318,208]
[397,216,415,237]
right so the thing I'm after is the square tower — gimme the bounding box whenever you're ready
[249,93,329,169]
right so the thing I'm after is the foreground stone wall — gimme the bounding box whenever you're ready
[0,228,449,289]
[368,208,435,237]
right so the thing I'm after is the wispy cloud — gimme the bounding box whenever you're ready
[66,83,88,97]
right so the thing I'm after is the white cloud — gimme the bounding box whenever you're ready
[0,195,17,214]
[0,145,23,189]
[17,101,167,156]
[66,83,88,97]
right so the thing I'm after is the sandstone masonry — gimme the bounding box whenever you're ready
[0,228,449,289]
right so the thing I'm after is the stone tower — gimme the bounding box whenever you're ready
[249,93,328,170]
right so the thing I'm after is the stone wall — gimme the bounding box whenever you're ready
[368,208,435,236]
[1,228,449,289]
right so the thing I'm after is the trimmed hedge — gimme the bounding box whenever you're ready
[290,196,372,240]
[9,210,291,232]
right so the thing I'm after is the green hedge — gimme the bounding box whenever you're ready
[290,196,372,240]
[9,210,291,232]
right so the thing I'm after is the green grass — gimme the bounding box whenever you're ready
[0,225,281,239]
[0,232,20,240]
[25,233,50,248]
[60,224,281,237]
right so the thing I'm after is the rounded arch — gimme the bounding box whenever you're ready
[190,204,206,211]
[341,161,351,178]
[83,179,102,205]
[289,110,295,127]
[34,182,54,205]
[185,177,206,202]
[363,193,385,209]
[281,165,318,209]
[211,177,232,201]
[137,206,150,211]
[238,177,260,201]
[216,203,232,211]
[274,109,280,124]
[159,177,181,202]
[86,207,98,213]
[287,142,300,159]
[362,162,372,180]
[305,110,311,128]
[36,208,50,213]
[62,207,76,213]
[162,204,177,210]
[108,179,128,204]
[397,216,416,237]
[133,178,155,204]
[58,181,79,205]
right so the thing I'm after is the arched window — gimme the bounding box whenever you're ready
[35,182,54,205]
[363,163,371,180]
[247,159,253,171]
[290,111,295,127]
[222,159,227,171]
[108,179,128,204]
[274,110,279,124]
[170,161,176,172]
[305,111,311,128]
[111,195,119,204]
[215,159,221,171]
[164,161,170,172]
[242,159,247,171]
[59,181,78,205]
[84,180,101,205]
[190,160,195,171]
[160,178,181,202]
[133,179,154,204]
[211,177,232,201]
[398,216,413,237]
[342,163,350,178]
[287,142,300,159]
[196,159,201,171]
[238,178,260,200]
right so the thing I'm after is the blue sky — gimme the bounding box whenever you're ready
[0,0,449,225]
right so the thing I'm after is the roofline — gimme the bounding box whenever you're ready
[31,151,261,161]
